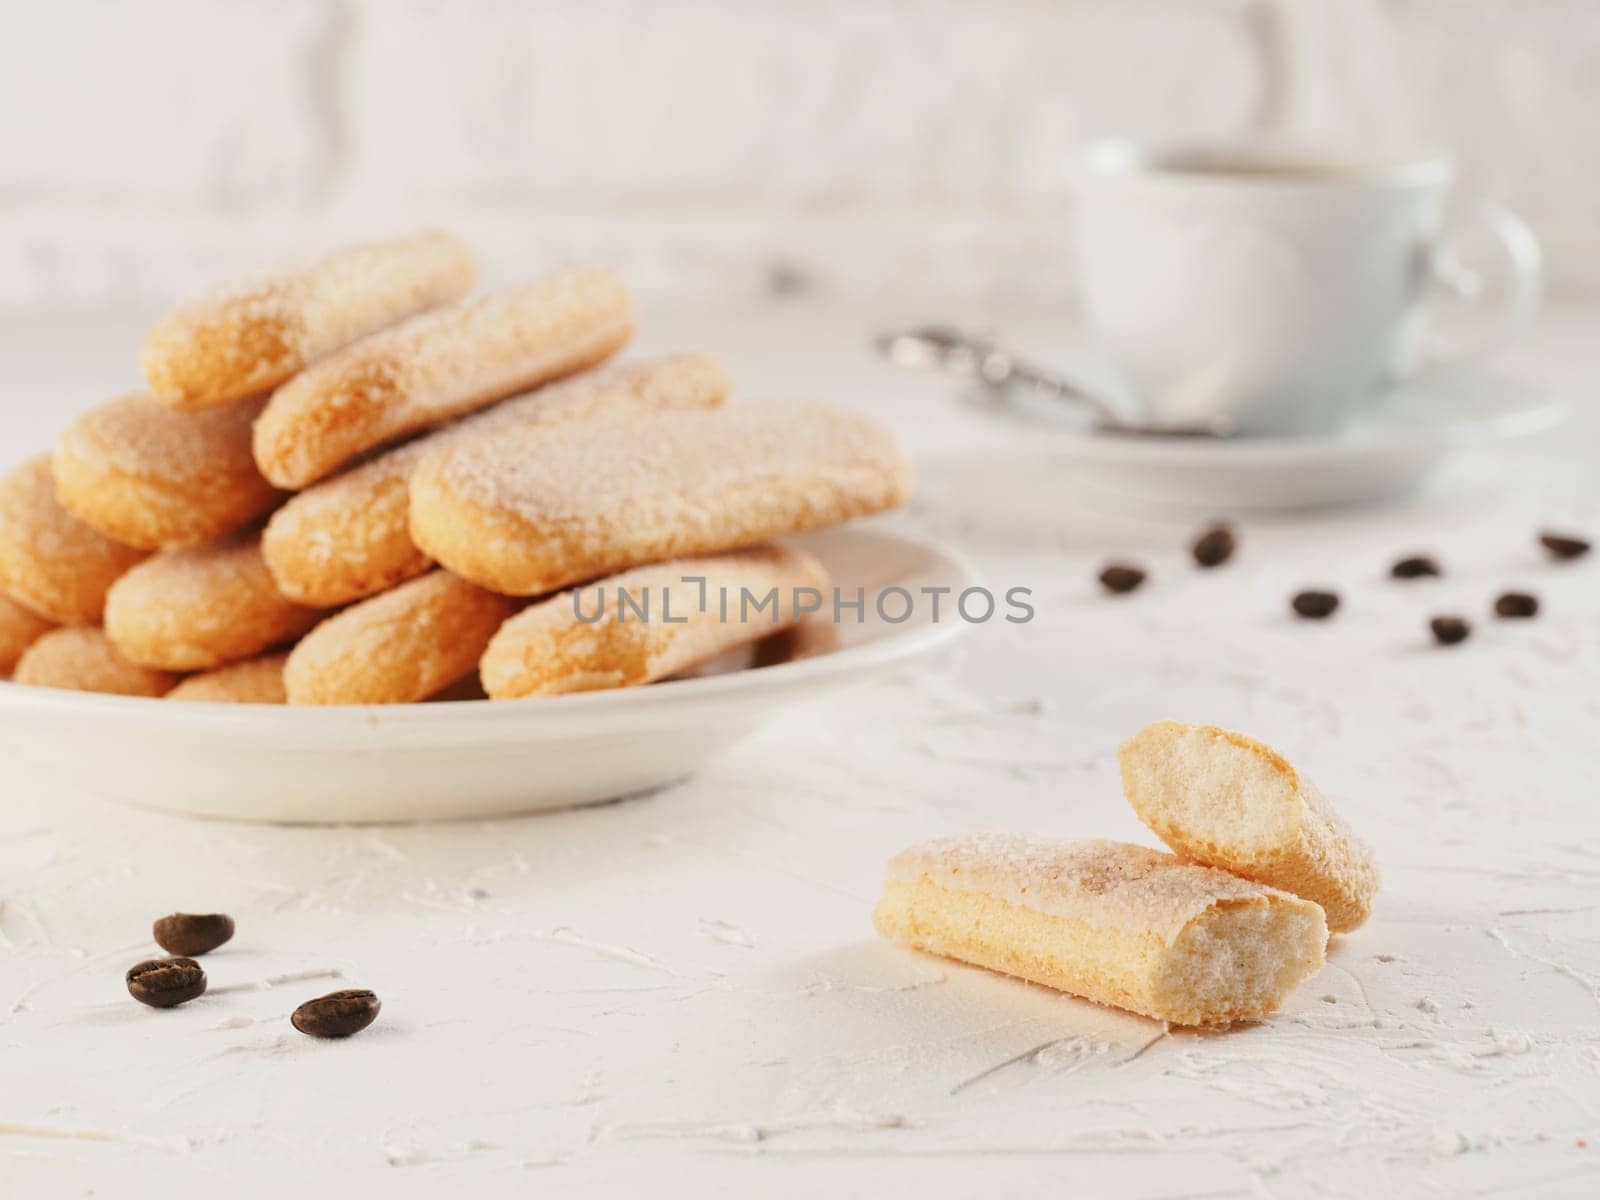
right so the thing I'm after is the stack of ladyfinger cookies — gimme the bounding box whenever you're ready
[0,230,912,703]
[874,721,1380,1027]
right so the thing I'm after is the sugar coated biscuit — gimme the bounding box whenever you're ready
[104,531,322,671]
[263,353,731,607]
[480,545,831,698]
[13,627,179,697]
[284,570,516,705]
[141,230,478,410]
[411,401,910,596]
[54,392,281,549]
[253,263,635,488]
[1119,721,1379,933]
[0,456,148,624]
[166,653,289,704]
[0,592,55,676]
[874,833,1328,1026]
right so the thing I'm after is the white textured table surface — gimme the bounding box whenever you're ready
[2,304,1598,1198]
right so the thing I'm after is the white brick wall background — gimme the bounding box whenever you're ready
[2,0,1597,309]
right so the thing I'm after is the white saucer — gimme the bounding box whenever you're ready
[988,364,1562,511]
[0,527,973,825]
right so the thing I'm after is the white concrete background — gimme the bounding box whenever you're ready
[3,3,1599,1193]
[1,303,1598,1194]
[3,0,1599,308]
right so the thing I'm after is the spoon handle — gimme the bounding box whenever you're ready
[997,355,1124,427]
[876,325,1229,439]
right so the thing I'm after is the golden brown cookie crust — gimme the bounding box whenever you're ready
[252,264,635,488]
[480,545,831,698]
[103,531,322,671]
[0,456,148,625]
[410,400,911,596]
[874,833,1328,1026]
[1119,720,1380,933]
[262,353,730,607]
[54,392,282,550]
[0,592,56,676]
[166,653,289,704]
[140,230,478,410]
[14,626,179,697]
[284,570,516,705]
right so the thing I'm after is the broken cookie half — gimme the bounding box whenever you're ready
[1119,720,1379,934]
[873,833,1327,1026]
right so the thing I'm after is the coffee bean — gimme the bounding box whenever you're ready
[126,957,206,1008]
[1291,590,1339,619]
[153,913,235,957]
[1430,616,1471,646]
[1540,532,1590,560]
[1098,563,1146,594]
[1391,555,1441,579]
[1493,592,1539,619]
[292,989,381,1039]
[1190,524,1236,568]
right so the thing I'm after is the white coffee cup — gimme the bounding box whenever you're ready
[1071,141,1542,437]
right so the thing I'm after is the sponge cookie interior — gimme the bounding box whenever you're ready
[1121,721,1305,861]
[1156,896,1327,1025]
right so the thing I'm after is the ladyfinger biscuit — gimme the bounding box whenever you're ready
[54,393,281,549]
[166,653,288,704]
[284,570,516,705]
[0,456,148,625]
[141,230,478,410]
[14,627,178,697]
[254,264,635,488]
[411,401,911,596]
[873,833,1327,1026]
[480,545,831,698]
[262,353,731,606]
[0,592,55,676]
[1119,721,1379,933]
[103,531,322,671]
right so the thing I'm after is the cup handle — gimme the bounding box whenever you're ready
[1423,201,1543,367]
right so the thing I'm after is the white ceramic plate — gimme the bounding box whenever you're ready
[0,527,973,824]
[985,363,1562,511]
